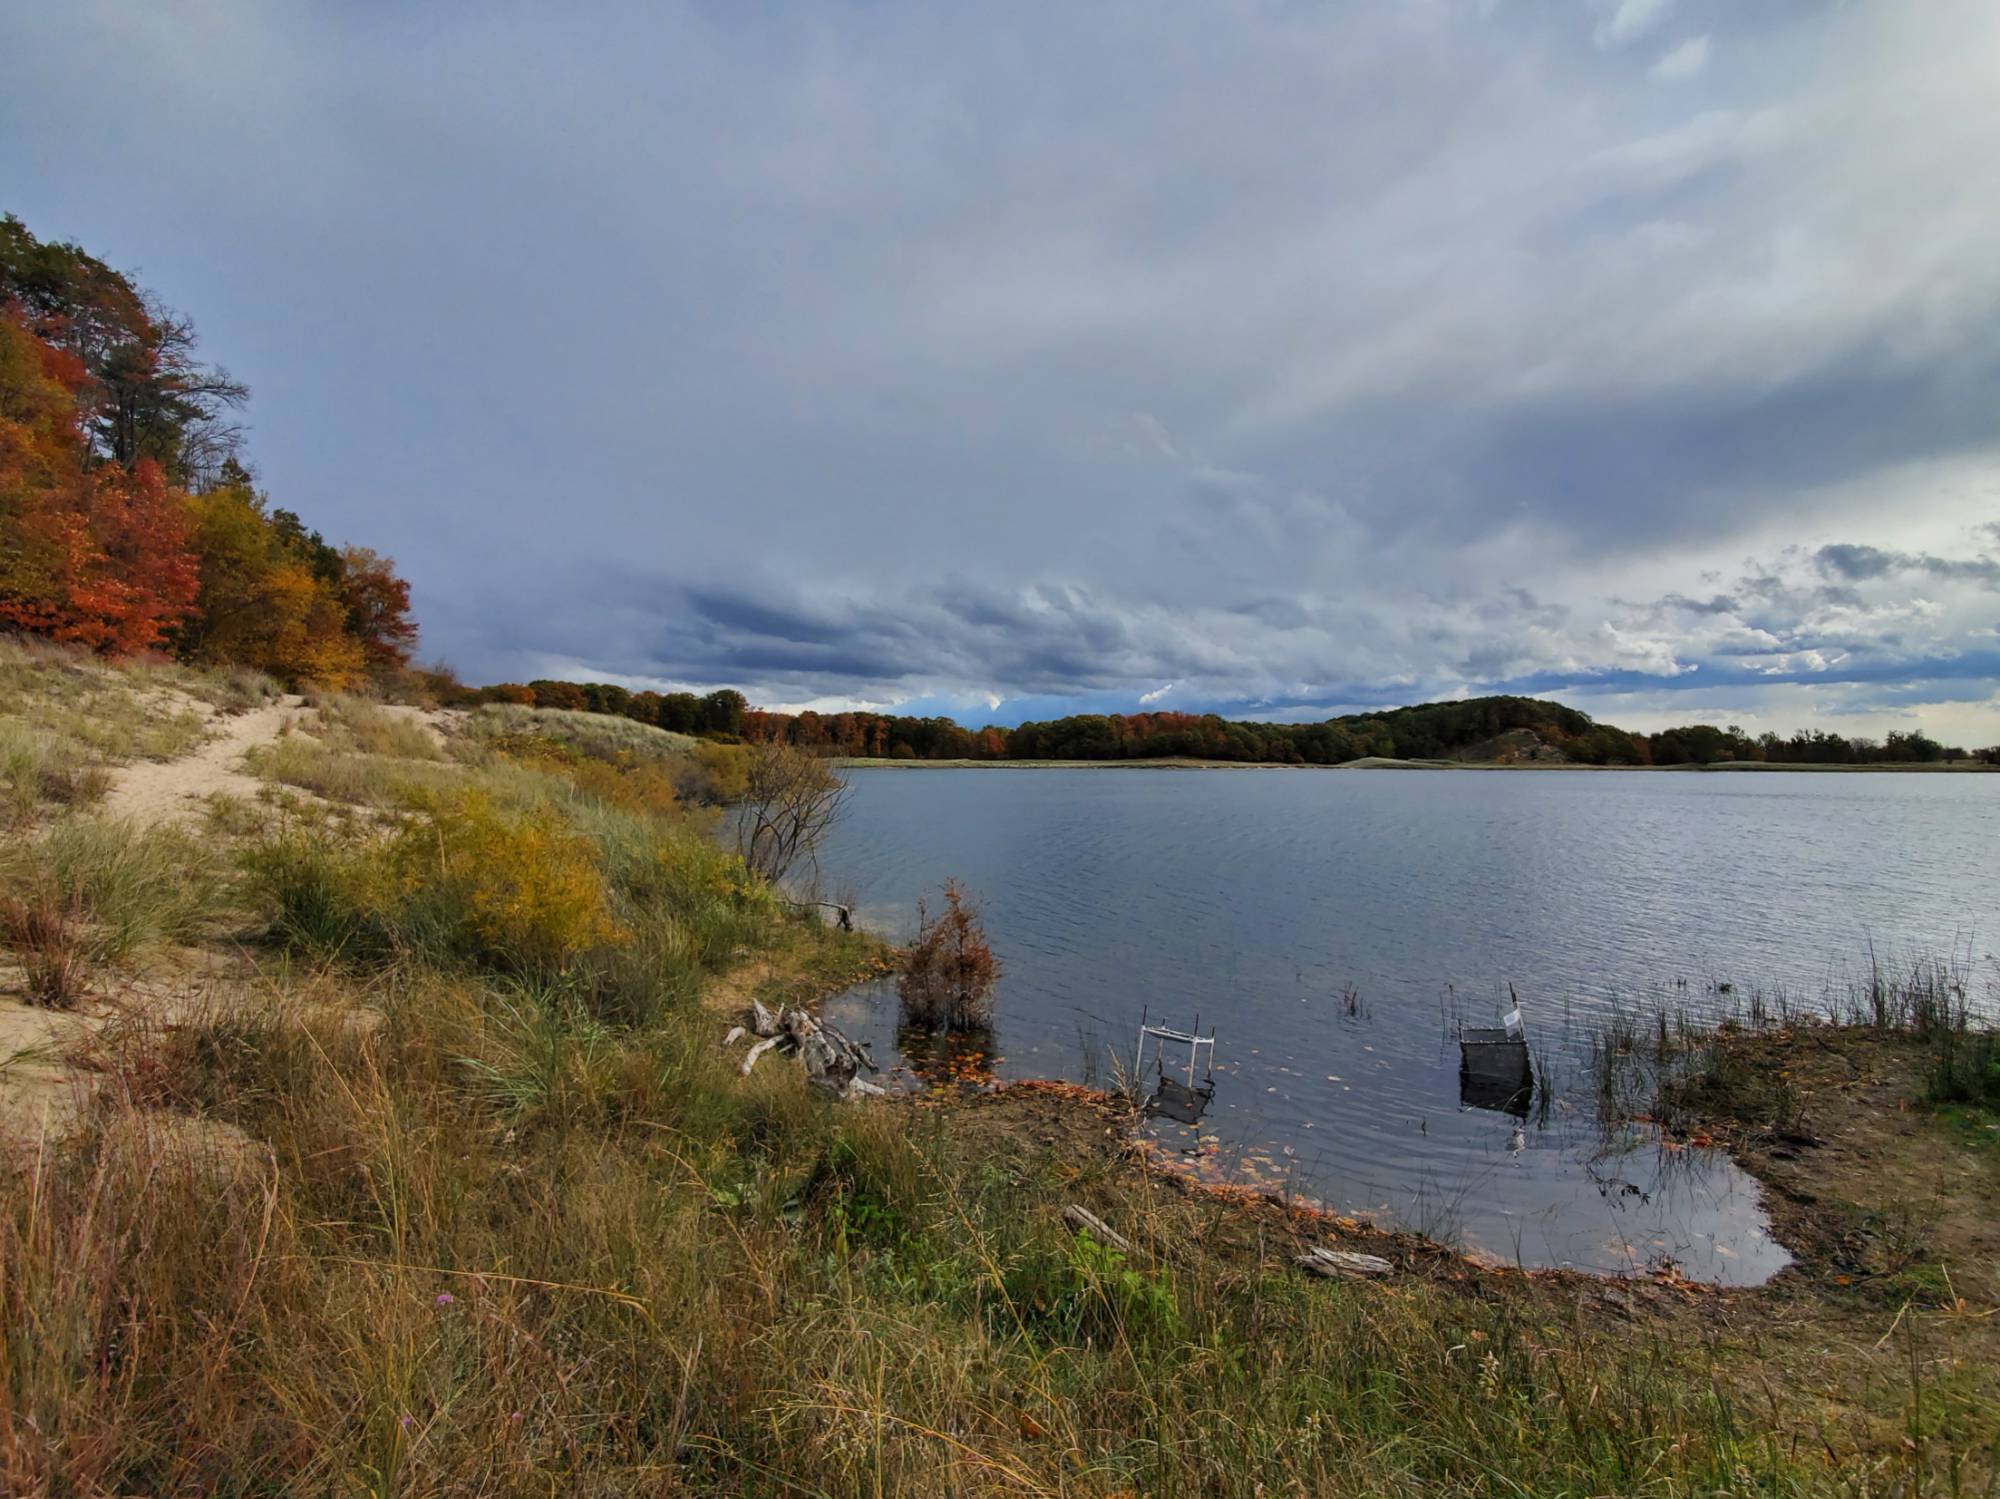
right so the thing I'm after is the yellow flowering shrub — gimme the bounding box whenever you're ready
[378,788,627,973]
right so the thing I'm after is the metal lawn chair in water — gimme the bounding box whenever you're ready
[1136,1013,1216,1124]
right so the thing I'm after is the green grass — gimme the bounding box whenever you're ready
[1934,1102,2000,1153]
[463,703,702,761]
[1927,1028,2000,1109]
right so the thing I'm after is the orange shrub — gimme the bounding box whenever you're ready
[898,880,1000,1031]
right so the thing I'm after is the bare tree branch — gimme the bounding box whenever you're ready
[735,742,848,886]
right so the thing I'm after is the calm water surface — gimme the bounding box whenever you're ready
[813,768,1998,1284]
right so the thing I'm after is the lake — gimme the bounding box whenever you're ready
[810,766,1997,1284]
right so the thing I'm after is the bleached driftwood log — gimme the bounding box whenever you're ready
[1293,1246,1394,1279]
[1061,1204,1135,1255]
[722,1002,879,1099]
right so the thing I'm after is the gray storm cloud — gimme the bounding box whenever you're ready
[5,1,1997,740]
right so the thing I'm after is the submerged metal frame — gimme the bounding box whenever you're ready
[1135,1012,1216,1090]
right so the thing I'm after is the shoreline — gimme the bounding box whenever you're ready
[838,755,1999,773]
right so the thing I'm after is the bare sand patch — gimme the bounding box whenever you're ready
[102,696,307,826]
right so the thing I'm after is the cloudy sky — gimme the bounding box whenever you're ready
[6,1,1998,740]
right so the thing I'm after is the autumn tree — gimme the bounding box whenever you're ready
[0,314,198,652]
[0,215,247,487]
[2,215,418,686]
[337,545,419,673]
[179,479,366,687]
[528,680,587,712]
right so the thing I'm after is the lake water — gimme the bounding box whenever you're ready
[812,767,1998,1284]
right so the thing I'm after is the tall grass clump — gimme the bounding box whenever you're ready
[246,735,460,808]
[486,731,683,819]
[0,639,213,810]
[1928,1027,2000,1107]
[242,770,779,1029]
[1850,946,1977,1031]
[0,886,87,1005]
[462,704,748,806]
[463,703,699,761]
[310,694,444,760]
[168,660,282,713]
[0,817,229,995]
[0,721,112,821]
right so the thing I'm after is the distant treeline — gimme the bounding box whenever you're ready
[460,681,1995,766]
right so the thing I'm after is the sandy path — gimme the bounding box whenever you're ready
[103,696,304,826]
[3,695,306,1144]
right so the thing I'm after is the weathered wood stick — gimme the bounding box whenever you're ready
[1062,1204,1136,1256]
[1294,1247,1393,1279]
[818,1019,879,1072]
[739,1034,788,1076]
[721,1026,747,1048]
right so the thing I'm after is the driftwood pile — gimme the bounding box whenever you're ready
[723,1000,884,1100]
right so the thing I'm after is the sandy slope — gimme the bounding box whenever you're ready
[1,694,307,1145]
[101,695,304,825]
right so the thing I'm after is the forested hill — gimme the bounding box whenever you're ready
[458,681,1987,767]
[1,215,418,687]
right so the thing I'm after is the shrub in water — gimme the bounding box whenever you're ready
[897,879,999,1031]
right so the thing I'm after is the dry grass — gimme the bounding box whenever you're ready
[245,735,461,809]
[2,646,1991,1492]
[0,817,230,980]
[2,972,1831,1496]
[309,694,445,761]
[0,888,88,1006]
[463,703,701,761]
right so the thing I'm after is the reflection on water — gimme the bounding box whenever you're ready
[811,768,1996,1284]
[1143,1075,1215,1126]
[1459,1069,1532,1120]
[888,1023,999,1090]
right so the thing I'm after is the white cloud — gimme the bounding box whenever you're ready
[1651,35,1711,81]
[1596,0,1675,50]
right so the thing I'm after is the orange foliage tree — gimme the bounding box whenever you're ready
[2,216,421,687]
[0,315,199,651]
